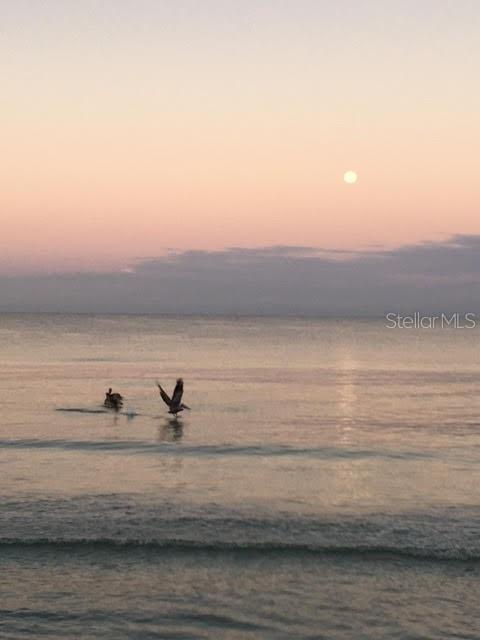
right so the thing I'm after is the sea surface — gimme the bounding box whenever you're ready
[1,314,479,639]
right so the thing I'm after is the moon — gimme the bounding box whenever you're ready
[343,170,358,184]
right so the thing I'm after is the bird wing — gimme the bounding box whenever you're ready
[156,382,171,407]
[171,378,184,407]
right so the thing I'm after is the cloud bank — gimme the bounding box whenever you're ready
[1,235,480,315]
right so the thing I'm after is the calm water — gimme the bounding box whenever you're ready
[1,314,480,639]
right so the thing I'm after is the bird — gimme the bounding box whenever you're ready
[156,378,190,417]
[104,388,124,411]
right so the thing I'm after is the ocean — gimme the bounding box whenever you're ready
[0,314,479,639]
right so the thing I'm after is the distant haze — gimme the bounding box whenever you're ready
[1,235,480,315]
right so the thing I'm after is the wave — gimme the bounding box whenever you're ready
[3,497,480,562]
[0,537,478,561]
[0,438,433,460]
[56,408,112,414]
[56,408,140,417]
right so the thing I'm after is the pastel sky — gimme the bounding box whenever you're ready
[1,0,479,275]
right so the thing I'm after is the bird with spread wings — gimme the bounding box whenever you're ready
[156,378,190,416]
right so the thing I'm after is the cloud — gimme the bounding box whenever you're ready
[1,235,480,314]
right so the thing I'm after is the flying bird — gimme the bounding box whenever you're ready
[104,388,123,411]
[156,378,190,416]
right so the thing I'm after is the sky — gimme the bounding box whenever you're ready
[1,1,479,312]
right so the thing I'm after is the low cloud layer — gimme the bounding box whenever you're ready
[1,235,480,315]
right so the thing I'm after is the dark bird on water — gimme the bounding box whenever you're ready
[156,378,190,417]
[104,388,124,410]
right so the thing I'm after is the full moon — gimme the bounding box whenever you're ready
[343,170,358,184]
